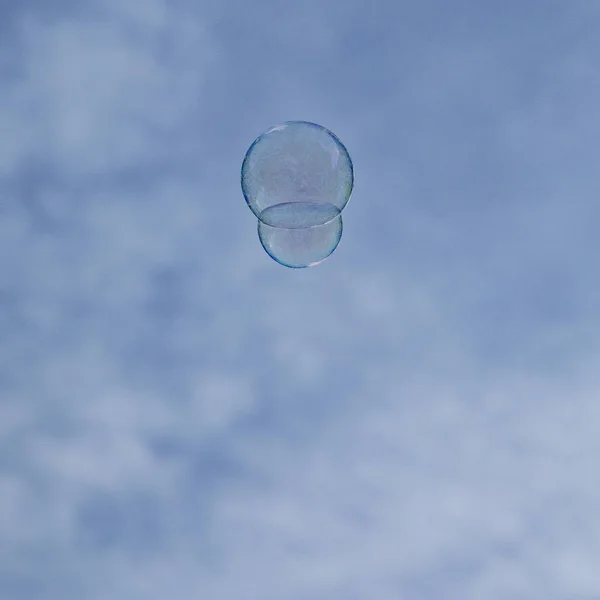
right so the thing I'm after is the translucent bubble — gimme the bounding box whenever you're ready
[242,121,354,220]
[241,121,354,268]
[258,203,343,268]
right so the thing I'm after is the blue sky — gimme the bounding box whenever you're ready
[2,1,600,598]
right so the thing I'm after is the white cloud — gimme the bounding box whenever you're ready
[3,1,600,599]
[198,366,600,600]
[0,1,215,176]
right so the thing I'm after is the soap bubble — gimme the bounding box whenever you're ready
[241,121,354,268]
[242,121,353,221]
[258,203,343,268]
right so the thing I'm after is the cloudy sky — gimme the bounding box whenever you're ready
[2,0,600,598]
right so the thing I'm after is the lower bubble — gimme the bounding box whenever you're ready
[257,202,343,268]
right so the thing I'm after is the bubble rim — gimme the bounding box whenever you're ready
[258,201,341,230]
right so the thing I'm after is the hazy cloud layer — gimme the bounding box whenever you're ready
[2,1,600,599]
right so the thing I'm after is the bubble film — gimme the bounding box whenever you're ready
[258,205,343,269]
[241,121,353,268]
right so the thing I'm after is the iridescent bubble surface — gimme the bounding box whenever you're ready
[242,121,354,221]
[258,204,342,268]
[241,121,353,268]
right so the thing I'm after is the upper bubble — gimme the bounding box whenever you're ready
[241,121,354,225]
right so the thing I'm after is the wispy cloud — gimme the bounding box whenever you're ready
[2,1,600,599]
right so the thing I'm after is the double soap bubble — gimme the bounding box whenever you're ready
[241,121,354,268]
